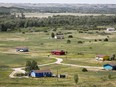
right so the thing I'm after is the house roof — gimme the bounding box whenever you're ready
[104,63,116,67]
[32,69,52,73]
[52,50,64,52]
[96,55,109,58]
[109,62,116,66]
[107,28,115,30]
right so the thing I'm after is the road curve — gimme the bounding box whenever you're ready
[9,57,103,78]
[9,57,62,78]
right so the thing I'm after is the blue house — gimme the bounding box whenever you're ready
[30,69,52,78]
[103,64,116,70]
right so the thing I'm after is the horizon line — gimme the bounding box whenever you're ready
[0,2,116,5]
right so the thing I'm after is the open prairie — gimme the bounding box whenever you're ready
[0,29,116,87]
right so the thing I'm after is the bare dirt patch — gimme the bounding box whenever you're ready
[0,37,27,41]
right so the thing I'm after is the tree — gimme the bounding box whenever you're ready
[108,73,112,79]
[67,39,71,44]
[21,12,25,19]
[25,60,39,75]
[82,68,88,72]
[104,38,108,41]
[109,54,115,60]
[1,23,7,31]
[68,35,73,38]
[74,74,79,86]
[25,60,32,74]
[31,60,39,70]
[51,32,55,38]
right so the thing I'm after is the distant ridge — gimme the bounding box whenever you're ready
[0,3,116,14]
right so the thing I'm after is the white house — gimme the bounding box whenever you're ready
[54,35,64,39]
[105,28,116,33]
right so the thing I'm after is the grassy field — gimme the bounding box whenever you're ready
[15,13,116,18]
[0,29,116,87]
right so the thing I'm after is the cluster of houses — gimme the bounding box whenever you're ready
[15,47,66,78]
[95,54,116,70]
[15,46,66,56]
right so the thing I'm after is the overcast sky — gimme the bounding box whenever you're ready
[0,0,116,4]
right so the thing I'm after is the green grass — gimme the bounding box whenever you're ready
[0,30,116,87]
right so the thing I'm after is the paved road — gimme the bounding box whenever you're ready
[9,57,103,78]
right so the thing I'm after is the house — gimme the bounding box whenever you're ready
[105,28,116,33]
[51,50,65,55]
[54,35,64,39]
[103,64,116,70]
[95,55,109,61]
[106,28,115,31]
[30,69,52,78]
[16,47,29,52]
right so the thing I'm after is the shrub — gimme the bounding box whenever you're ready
[74,74,79,85]
[15,73,25,76]
[99,39,102,41]
[104,38,108,41]
[78,52,84,55]
[82,68,88,72]
[22,32,25,34]
[89,41,91,43]
[79,31,83,33]
[108,73,111,79]
[67,40,71,44]
[107,36,110,38]
[68,35,73,38]
[94,39,97,42]
[78,41,83,44]
[65,32,72,34]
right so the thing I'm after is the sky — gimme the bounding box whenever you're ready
[0,0,116,4]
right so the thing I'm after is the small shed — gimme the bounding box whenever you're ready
[16,47,29,52]
[54,35,64,39]
[106,28,115,31]
[95,55,109,61]
[103,64,116,70]
[51,50,65,55]
[30,69,52,78]
[105,28,116,33]
[58,74,66,78]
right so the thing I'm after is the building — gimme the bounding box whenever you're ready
[106,28,115,31]
[30,69,52,78]
[105,28,116,33]
[16,47,29,52]
[51,50,65,55]
[103,64,116,70]
[54,35,64,39]
[95,55,109,61]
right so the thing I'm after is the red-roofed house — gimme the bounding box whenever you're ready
[51,50,65,55]
[95,55,109,61]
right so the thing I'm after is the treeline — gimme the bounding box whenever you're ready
[1,4,116,14]
[0,15,116,32]
[0,7,27,15]
[30,7,116,14]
